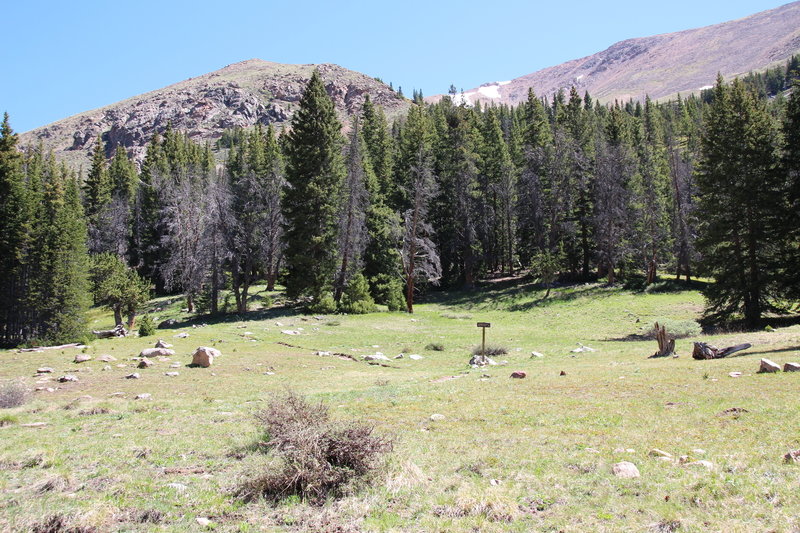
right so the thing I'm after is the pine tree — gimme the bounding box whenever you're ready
[696,76,783,327]
[282,70,346,300]
[780,80,800,300]
[83,135,111,218]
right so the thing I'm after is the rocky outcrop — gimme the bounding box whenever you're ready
[20,60,410,170]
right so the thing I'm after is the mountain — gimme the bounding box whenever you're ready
[430,1,800,107]
[20,59,410,168]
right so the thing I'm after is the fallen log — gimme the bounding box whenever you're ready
[650,322,675,358]
[692,341,752,360]
[19,343,84,353]
[92,324,128,338]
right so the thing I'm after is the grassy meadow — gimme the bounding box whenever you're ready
[1,279,799,532]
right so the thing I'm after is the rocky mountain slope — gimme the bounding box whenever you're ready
[20,60,410,168]
[430,1,800,106]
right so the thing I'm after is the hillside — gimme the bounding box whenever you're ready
[19,59,410,168]
[429,1,800,106]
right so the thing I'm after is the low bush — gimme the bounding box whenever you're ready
[646,319,701,339]
[238,391,392,504]
[138,315,155,337]
[471,344,508,356]
[340,274,377,314]
[309,293,337,315]
[0,380,29,409]
[425,343,445,351]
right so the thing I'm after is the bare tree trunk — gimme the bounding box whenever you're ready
[127,312,137,330]
[113,306,123,327]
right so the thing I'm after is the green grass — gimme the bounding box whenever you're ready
[2,280,800,531]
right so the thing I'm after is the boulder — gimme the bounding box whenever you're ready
[408,354,424,360]
[139,348,175,358]
[74,354,92,363]
[135,393,151,400]
[783,362,800,372]
[137,358,153,369]
[158,319,179,329]
[429,413,446,421]
[58,375,78,382]
[98,355,116,362]
[611,461,640,478]
[192,346,220,368]
[530,351,544,358]
[510,371,527,379]
[363,353,391,361]
[685,460,714,470]
[125,373,140,380]
[36,367,54,374]
[649,448,672,458]
[757,358,781,373]
[154,339,173,349]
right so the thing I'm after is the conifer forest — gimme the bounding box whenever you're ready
[1,59,799,348]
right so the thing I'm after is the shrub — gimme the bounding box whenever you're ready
[309,293,337,315]
[0,380,29,409]
[340,274,377,314]
[238,391,392,504]
[138,315,155,337]
[372,275,406,312]
[646,319,701,339]
[425,343,445,351]
[471,344,508,356]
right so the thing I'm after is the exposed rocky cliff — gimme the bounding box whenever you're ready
[21,60,410,169]
[429,1,800,106]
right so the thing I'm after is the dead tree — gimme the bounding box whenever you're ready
[692,341,752,360]
[650,322,675,357]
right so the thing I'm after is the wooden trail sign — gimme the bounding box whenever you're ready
[477,322,491,355]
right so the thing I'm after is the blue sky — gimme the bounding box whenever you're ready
[1,0,790,133]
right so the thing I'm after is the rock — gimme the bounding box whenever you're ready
[102,365,112,371]
[109,392,125,397]
[649,448,672,458]
[139,348,175,358]
[468,355,497,366]
[58,375,78,383]
[314,351,331,356]
[758,358,781,373]
[430,413,446,421]
[74,354,92,363]
[192,346,221,368]
[170,362,181,368]
[685,460,714,470]
[559,370,567,376]
[98,355,116,362]
[165,371,179,377]
[783,449,800,463]
[571,343,596,353]
[281,330,300,335]
[135,393,151,400]
[394,354,404,359]
[408,354,424,360]
[158,318,179,329]
[489,478,501,486]
[175,332,189,338]
[36,367,54,374]
[614,448,636,454]
[363,353,391,361]
[783,362,800,372]
[530,351,544,358]
[729,372,743,378]
[679,455,690,464]
[510,371,527,379]
[137,358,153,369]
[20,422,47,428]
[154,339,173,349]
[611,461,640,478]
[692,448,706,455]
[125,373,140,379]
[196,517,212,527]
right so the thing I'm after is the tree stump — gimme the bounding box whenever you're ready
[650,322,675,358]
[692,341,752,360]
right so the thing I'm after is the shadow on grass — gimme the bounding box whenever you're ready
[157,303,304,331]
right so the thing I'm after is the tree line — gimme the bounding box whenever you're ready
[1,59,798,346]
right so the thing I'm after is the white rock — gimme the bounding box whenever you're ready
[74,354,92,363]
[140,348,175,358]
[729,372,743,378]
[530,351,544,358]
[170,362,181,368]
[612,461,640,478]
[758,358,781,373]
[691,448,706,455]
[175,332,189,338]
[649,448,672,458]
[195,517,212,527]
[314,351,331,356]
[363,353,391,361]
[165,372,179,377]
[281,330,300,335]
[571,343,596,353]
[98,354,116,362]
[36,367,54,374]
[58,375,78,383]
[125,373,140,379]
[430,413,446,421]
[408,354,424,360]
[685,460,714,470]
[154,340,173,349]
[192,346,221,368]
[167,482,187,492]
[135,393,151,400]
[394,354,404,359]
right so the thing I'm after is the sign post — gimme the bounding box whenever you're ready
[477,322,491,355]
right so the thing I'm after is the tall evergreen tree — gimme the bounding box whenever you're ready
[696,76,783,327]
[282,70,346,300]
[782,81,800,299]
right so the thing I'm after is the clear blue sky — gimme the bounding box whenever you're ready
[1,0,791,133]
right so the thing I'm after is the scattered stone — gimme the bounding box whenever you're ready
[175,332,189,338]
[408,354,424,360]
[58,375,78,383]
[559,370,567,376]
[36,367,54,374]
[140,348,175,358]
[656,456,674,463]
[167,482,187,492]
[314,351,331,356]
[530,351,544,358]
[170,362,181,368]
[192,346,221,368]
[721,407,749,415]
[135,393,151,400]
[394,354,404,359]
[783,450,800,463]
[20,422,47,428]
[614,448,636,454]
[649,449,672,458]
[679,455,690,464]
[137,358,153,369]
[154,339,173,349]
[612,461,640,478]
[692,448,706,455]
[196,517,212,527]
[468,355,497,366]
[165,372,179,377]
[430,413,446,421]
[281,330,300,335]
[490,478,501,486]
[158,319,179,329]
[109,392,125,397]
[729,372,743,378]
[510,371,527,379]
[74,354,92,363]
[783,362,800,372]
[98,355,116,362]
[125,373,140,380]
[35,387,56,392]
[758,358,781,373]
[102,365,112,371]
[685,460,714,470]
[585,448,600,454]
